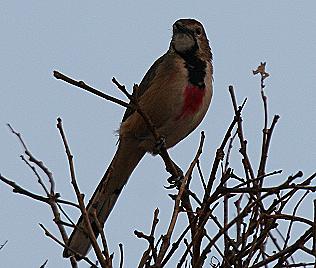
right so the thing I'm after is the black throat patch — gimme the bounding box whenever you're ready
[177,48,207,89]
[184,55,206,89]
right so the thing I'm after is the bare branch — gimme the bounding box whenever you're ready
[56,118,107,267]
[7,123,55,194]
[92,209,112,267]
[157,131,205,264]
[53,71,129,108]
[39,224,94,267]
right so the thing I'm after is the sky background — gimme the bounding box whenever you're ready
[1,1,315,267]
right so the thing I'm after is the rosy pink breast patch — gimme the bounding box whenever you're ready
[176,85,205,120]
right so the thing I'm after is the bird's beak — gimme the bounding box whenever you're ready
[173,23,193,38]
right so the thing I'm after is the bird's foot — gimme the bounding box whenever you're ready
[164,173,184,189]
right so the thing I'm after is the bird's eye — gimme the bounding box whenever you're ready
[195,27,202,36]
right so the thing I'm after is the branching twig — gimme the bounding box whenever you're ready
[56,118,107,267]
[157,131,206,264]
[53,71,129,108]
[7,124,55,194]
[39,224,93,268]
[203,93,246,202]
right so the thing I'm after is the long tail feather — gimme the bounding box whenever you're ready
[64,138,145,258]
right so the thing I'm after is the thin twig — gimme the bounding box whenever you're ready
[0,240,8,250]
[283,191,310,250]
[196,160,207,191]
[7,123,55,194]
[157,132,205,264]
[112,77,132,99]
[39,259,48,268]
[251,227,312,268]
[161,225,191,267]
[228,85,255,181]
[53,71,129,108]
[233,169,283,189]
[0,174,50,203]
[219,185,316,194]
[119,243,124,268]
[39,224,94,267]
[258,114,280,179]
[203,94,246,202]
[314,200,316,258]
[135,208,160,267]
[56,118,107,267]
[0,174,79,208]
[92,209,112,266]
[20,155,50,196]
[255,62,270,179]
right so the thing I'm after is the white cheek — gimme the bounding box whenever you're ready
[173,34,195,53]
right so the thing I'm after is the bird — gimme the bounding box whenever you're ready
[64,18,213,258]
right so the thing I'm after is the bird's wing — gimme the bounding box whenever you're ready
[122,54,167,122]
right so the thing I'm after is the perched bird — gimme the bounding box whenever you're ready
[64,18,213,258]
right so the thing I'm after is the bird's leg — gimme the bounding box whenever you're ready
[165,160,184,189]
[152,137,184,188]
[152,136,167,155]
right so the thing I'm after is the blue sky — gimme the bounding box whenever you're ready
[1,1,315,267]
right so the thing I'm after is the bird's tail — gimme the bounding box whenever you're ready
[63,137,145,258]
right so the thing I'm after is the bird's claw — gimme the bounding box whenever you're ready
[164,174,184,189]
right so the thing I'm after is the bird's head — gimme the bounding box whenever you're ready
[170,18,212,62]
